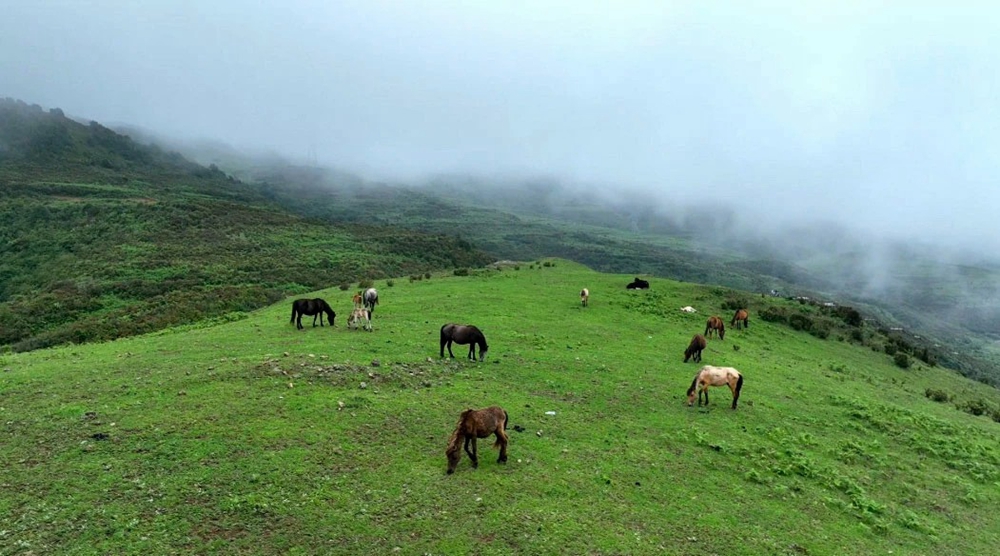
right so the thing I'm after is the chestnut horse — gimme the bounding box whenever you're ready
[440,323,489,361]
[705,316,726,340]
[684,334,707,363]
[687,366,744,409]
[446,406,509,474]
[290,298,336,330]
[347,307,372,331]
[352,291,363,309]
[731,309,749,330]
[580,288,589,307]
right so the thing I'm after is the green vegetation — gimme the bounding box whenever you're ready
[2,260,998,554]
[0,98,490,352]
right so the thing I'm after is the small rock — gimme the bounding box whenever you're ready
[371,360,381,367]
[283,352,290,357]
[177,391,187,396]
[337,401,345,410]
[287,382,294,389]
[360,382,367,389]
[536,430,543,437]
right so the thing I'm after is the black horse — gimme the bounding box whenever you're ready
[290,298,336,330]
[626,277,650,290]
[440,323,489,361]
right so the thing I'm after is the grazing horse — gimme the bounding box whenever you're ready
[352,291,363,309]
[290,298,336,330]
[705,316,726,340]
[687,366,744,409]
[731,309,749,330]
[347,307,372,331]
[440,323,489,361]
[363,288,379,313]
[446,406,509,474]
[626,277,650,290]
[580,288,589,307]
[684,334,707,363]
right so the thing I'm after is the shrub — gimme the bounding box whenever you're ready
[788,313,813,332]
[453,268,469,276]
[386,279,394,287]
[338,283,350,291]
[850,329,864,343]
[884,343,897,356]
[809,325,830,340]
[358,279,374,289]
[514,265,520,270]
[424,272,431,279]
[721,296,750,311]
[958,399,989,417]
[759,306,787,324]
[542,261,553,267]
[893,352,911,369]
[924,388,950,403]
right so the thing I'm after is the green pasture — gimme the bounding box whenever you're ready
[1,260,998,555]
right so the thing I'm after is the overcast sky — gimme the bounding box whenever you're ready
[2,1,999,252]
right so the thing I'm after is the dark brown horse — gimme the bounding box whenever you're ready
[446,406,509,474]
[290,298,336,330]
[686,366,744,409]
[440,323,489,361]
[705,316,726,340]
[684,334,707,363]
[731,309,749,330]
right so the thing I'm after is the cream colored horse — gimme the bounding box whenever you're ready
[686,366,744,409]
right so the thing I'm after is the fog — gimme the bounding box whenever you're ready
[3,1,1000,254]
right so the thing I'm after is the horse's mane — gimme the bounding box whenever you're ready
[686,375,699,396]
[446,409,475,454]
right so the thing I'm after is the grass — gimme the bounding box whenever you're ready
[1,260,999,555]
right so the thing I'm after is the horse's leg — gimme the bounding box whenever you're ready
[729,381,740,409]
[296,312,303,330]
[496,430,508,464]
[464,437,478,468]
[447,341,455,358]
[468,344,475,360]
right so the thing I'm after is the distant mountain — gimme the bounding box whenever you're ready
[0,98,491,351]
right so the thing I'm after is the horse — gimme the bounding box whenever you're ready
[440,323,489,361]
[363,288,379,313]
[446,406,509,474]
[687,365,744,409]
[731,309,749,330]
[352,291,363,309]
[626,277,650,290]
[290,298,336,330]
[705,316,726,340]
[347,307,372,331]
[580,288,589,307]
[684,334,707,363]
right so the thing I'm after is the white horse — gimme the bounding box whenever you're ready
[580,288,589,307]
[363,288,379,313]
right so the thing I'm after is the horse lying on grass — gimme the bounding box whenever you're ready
[687,365,744,409]
[446,406,509,474]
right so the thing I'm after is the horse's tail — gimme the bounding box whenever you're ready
[733,373,745,408]
[290,304,296,323]
[731,311,738,326]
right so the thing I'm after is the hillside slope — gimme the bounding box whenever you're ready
[2,260,998,554]
[0,99,491,351]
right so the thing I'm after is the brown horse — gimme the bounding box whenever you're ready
[705,316,726,340]
[686,366,744,409]
[352,291,363,309]
[684,334,707,363]
[290,298,336,330]
[446,406,509,474]
[580,288,589,307]
[440,323,489,361]
[731,309,749,330]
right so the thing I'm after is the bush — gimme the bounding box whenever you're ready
[338,283,351,291]
[386,279,394,287]
[542,261,553,267]
[721,296,750,311]
[424,272,431,279]
[514,265,520,271]
[850,329,864,343]
[788,313,813,331]
[893,352,911,369]
[884,343,897,356]
[408,275,421,283]
[924,388,950,403]
[759,306,787,324]
[358,279,374,289]
[958,399,989,417]
[453,268,469,276]
[809,325,830,340]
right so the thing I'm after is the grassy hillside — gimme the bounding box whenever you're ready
[0,99,491,352]
[2,260,998,555]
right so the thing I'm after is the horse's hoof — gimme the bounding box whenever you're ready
[446,469,454,475]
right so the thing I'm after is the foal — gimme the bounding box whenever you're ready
[446,406,509,474]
